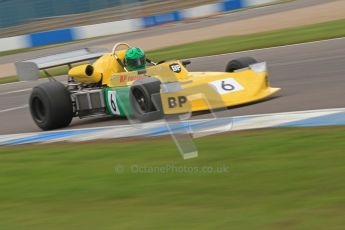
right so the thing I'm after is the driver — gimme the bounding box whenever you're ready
[124,47,147,71]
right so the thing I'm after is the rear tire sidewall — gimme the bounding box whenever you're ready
[30,88,52,128]
[29,81,73,130]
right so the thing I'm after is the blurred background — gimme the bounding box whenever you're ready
[0,0,217,36]
[0,1,344,229]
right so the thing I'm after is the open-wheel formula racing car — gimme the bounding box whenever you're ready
[15,43,281,130]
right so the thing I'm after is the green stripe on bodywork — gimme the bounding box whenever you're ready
[104,87,133,117]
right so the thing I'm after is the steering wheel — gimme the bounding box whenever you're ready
[111,43,131,72]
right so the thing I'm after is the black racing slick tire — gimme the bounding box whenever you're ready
[130,77,163,122]
[225,57,258,72]
[29,81,73,130]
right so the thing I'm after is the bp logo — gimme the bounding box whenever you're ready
[170,64,182,73]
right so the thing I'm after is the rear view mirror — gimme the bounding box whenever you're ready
[182,60,191,67]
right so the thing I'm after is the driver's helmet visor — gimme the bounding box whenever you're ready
[126,56,146,68]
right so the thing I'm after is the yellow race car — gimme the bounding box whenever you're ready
[17,43,280,130]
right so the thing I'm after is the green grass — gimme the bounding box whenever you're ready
[37,65,69,78]
[148,19,345,60]
[1,19,344,84]
[0,75,17,84]
[0,127,345,229]
[0,66,71,84]
[0,47,35,57]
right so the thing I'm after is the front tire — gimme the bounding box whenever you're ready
[29,81,73,130]
[225,57,258,72]
[130,77,163,122]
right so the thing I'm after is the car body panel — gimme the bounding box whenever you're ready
[68,55,280,116]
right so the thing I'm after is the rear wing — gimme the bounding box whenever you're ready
[15,48,108,81]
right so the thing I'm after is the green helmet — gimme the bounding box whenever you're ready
[125,47,146,71]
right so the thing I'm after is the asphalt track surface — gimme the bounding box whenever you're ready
[0,0,338,64]
[0,38,344,135]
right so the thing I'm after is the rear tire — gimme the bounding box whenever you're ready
[29,81,73,130]
[130,77,163,122]
[225,57,258,72]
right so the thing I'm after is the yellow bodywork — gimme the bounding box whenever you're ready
[68,52,280,115]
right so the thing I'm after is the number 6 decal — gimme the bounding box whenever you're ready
[221,81,235,91]
[209,78,244,95]
[107,90,120,115]
[110,94,117,112]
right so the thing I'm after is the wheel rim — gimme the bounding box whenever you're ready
[132,88,150,113]
[31,97,46,122]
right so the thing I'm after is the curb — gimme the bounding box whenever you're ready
[0,108,344,146]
